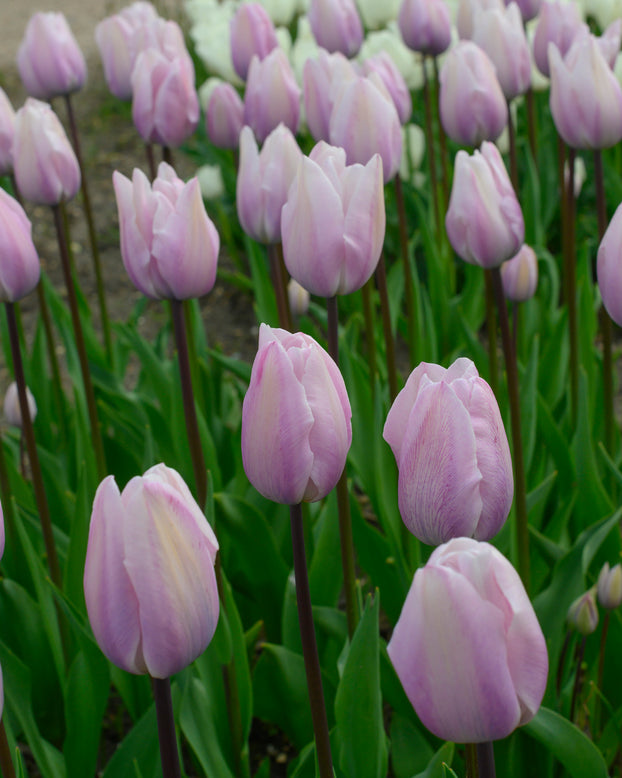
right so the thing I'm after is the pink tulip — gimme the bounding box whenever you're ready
[288,278,311,317]
[4,382,37,429]
[303,49,357,143]
[0,88,15,176]
[597,562,622,610]
[230,2,279,81]
[84,464,220,678]
[17,12,87,99]
[384,358,513,544]
[398,0,452,56]
[282,142,385,296]
[549,34,622,149]
[361,52,412,125]
[236,124,302,244]
[113,162,219,300]
[446,142,524,268]
[597,201,622,326]
[507,0,541,22]
[501,245,538,302]
[206,83,244,149]
[244,49,301,144]
[532,1,583,77]
[12,98,81,206]
[329,73,403,182]
[0,189,40,302]
[308,0,364,57]
[242,324,352,504]
[439,41,508,146]
[388,538,548,742]
[456,0,504,40]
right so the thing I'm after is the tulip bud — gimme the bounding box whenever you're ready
[17,12,87,99]
[472,3,531,100]
[303,49,357,143]
[4,381,37,429]
[456,0,504,40]
[361,52,412,125]
[384,358,513,545]
[329,73,403,182]
[0,190,40,302]
[230,2,279,81]
[13,99,81,206]
[288,278,311,317]
[532,0,583,78]
[439,42,508,147]
[0,88,15,176]
[236,124,302,244]
[388,538,548,743]
[501,245,538,302]
[446,142,524,268]
[511,0,541,22]
[113,162,219,300]
[308,0,364,57]
[206,82,244,149]
[282,142,385,296]
[597,562,622,610]
[567,589,599,635]
[242,324,352,504]
[398,0,452,56]
[84,465,219,678]
[549,34,622,150]
[244,49,300,144]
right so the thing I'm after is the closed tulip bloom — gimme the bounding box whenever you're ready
[383,358,513,544]
[501,244,538,301]
[597,562,622,609]
[0,189,40,301]
[84,464,219,678]
[282,143,385,296]
[388,538,548,742]
[288,278,311,317]
[330,73,403,182]
[308,0,364,57]
[532,0,583,77]
[398,0,452,56]
[244,49,300,144]
[511,0,541,22]
[303,49,357,143]
[595,18,622,69]
[113,162,219,300]
[439,42,508,146]
[597,201,622,326]
[549,34,622,149]
[472,3,531,100]
[230,2,279,81]
[0,88,15,176]
[567,589,599,635]
[206,83,244,149]
[13,99,81,206]
[17,12,87,99]
[446,142,524,268]
[236,124,302,244]
[362,52,412,125]
[242,324,352,504]
[4,381,37,429]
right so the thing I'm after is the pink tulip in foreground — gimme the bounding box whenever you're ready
[230,2,279,81]
[13,99,81,206]
[113,162,219,300]
[361,52,412,125]
[244,49,301,144]
[303,49,357,143]
[501,244,538,302]
[388,538,548,742]
[242,324,352,504]
[206,82,244,149]
[0,190,40,303]
[282,142,385,296]
[446,142,524,268]
[308,0,364,57]
[0,88,15,176]
[597,201,622,326]
[84,464,220,678]
[17,12,87,99]
[383,358,513,545]
[532,0,583,78]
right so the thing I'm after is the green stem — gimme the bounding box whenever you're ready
[484,270,499,398]
[0,719,15,778]
[525,88,537,162]
[375,253,399,402]
[290,503,334,778]
[36,278,68,448]
[152,677,182,778]
[507,99,518,194]
[564,146,579,421]
[268,243,292,330]
[432,56,450,211]
[170,299,207,509]
[465,743,478,778]
[394,176,417,368]
[569,636,586,722]
[476,742,497,778]
[491,268,530,593]
[422,59,441,245]
[556,630,572,698]
[595,611,611,734]
[52,204,107,480]
[361,280,377,396]
[63,94,113,366]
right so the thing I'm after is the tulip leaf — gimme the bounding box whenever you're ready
[523,707,608,777]
[519,335,539,474]
[334,592,388,778]
[100,699,160,778]
[410,742,454,778]
[390,713,434,778]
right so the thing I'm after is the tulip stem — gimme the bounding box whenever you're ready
[63,94,113,367]
[146,143,157,180]
[0,719,15,778]
[569,636,586,722]
[327,297,359,638]
[162,146,174,167]
[361,280,377,394]
[490,268,530,593]
[484,270,499,397]
[564,145,579,421]
[152,677,182,778]
[422,59,441,245]
[36,279,68,449]
[525,88,537,162]
[290,503,334,778]
[476,742,497,778]
[394,176,417,367]
[375,253,399,402]
[268,243,292,330]
[432,57,450,210]
[52,204,107,481]
[465,743,478,777]
[170,299,207,509]
[507,100,518,194]
[594,611,611,735]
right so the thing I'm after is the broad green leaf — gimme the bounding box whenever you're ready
[411,742,454,778]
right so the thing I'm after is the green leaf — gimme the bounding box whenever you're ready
[334,592,388,778]
[100,701,160,778]
[523,707,608,778]
[390,714,434,778]
[411,742,454,778]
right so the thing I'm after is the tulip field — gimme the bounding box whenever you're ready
[2,0,622,776]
